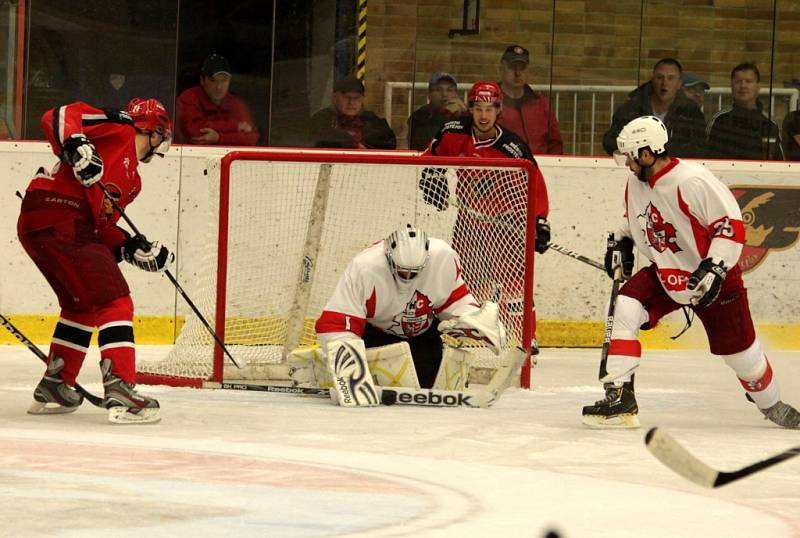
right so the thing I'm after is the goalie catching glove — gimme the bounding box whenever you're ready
[438,301,507,355]
[63,133,103,187]
[121,234,174,272]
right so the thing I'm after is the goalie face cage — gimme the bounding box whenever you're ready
[136,150,537,389]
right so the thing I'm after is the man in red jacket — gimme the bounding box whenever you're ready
[497,45,563,156]
[422,81,550,356]
[17,98,173,424]
[175,54,259,146]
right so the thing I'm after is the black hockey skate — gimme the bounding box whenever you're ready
[582,376,640,428]
[747,394,800,429]
[100,358,161,424]
[28,355,84,415]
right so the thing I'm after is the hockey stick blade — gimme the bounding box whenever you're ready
[645,427,800,488]
[1,313,104,408]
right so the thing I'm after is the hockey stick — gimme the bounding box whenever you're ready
[447,195,606,272]
[0,312,105,407]
[547,243,605,271]
[645,427,800,488]
[94,181,245,369]
[597,264,623,381]
[221,347,526,408]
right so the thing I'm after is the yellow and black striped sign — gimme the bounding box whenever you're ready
[356,0,367,80]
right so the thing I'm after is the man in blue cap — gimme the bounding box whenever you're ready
[682,72,711,118]
[407,72,467,150]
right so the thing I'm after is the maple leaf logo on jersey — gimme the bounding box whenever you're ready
[386,291,435,338]
[731,185,800,272]
[639,202,681,253]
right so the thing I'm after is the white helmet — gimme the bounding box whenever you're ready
[616,115,669,160]
[384,225,429,287]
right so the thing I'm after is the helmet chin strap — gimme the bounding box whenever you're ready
[634,150,655,182]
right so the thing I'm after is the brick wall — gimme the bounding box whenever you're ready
[364,0,800,154]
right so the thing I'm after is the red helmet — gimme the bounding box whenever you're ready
[125,98,172,138]
[125,98,172,160]
[468,81,503,106]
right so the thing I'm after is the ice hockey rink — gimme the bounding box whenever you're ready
[1,345,798,538]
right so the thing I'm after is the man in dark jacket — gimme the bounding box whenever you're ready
[603,58,706,158]
[309,75,396,149]
[407,72,467,151]
[707,63,785,161]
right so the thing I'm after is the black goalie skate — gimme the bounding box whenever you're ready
[582,376,640,429]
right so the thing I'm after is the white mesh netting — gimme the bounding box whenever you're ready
[137,152,534,385]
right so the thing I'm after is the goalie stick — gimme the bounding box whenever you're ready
[0,312,104,408]
[94,181,245,369]
[645,427,800,488]
[220,346,527,408]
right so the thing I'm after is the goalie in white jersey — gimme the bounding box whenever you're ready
[582,115,799,429]
[302,225,506,397]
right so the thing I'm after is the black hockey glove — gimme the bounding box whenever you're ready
[604,233,634,280]
[63,134,103,187]
[534,217,550,254]
[121,234,174,273]
[419,167,450,211]
[686,257,726,309]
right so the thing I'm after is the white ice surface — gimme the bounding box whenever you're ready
[1,345,799,538]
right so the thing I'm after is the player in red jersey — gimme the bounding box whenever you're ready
[17,98,172,424]
[421,81,550,356]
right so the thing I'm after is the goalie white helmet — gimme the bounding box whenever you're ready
[616,115,669,161]
[384,225,429,288]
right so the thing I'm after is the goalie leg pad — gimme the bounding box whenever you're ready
[432,344,472,390]
[366,342,420,389]
[288,345,332,388]
[327,339,380,407]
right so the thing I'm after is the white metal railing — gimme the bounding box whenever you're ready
[385,82,799,155]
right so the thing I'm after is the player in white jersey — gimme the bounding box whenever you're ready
[582,115,799,429]
[314,225,505,389]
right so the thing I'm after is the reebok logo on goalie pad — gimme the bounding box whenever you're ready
[396,391,474,407]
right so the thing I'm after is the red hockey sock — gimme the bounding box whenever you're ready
[96,295,136,383]
[49,310,96,385]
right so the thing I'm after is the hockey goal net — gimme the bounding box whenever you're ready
[137,150,538,388]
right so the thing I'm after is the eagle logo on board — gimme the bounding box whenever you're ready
[731,185,800,272]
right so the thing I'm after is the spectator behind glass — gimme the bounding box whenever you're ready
[682,73,711,118]
[175,54,259,146]
[603,58,706,158]
[309,75,396,149]
[782,110,800,161]
[497,45,563,155]
[407,72,466,151]
[707,63,785,160]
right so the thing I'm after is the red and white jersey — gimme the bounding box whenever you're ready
[27,102,141,231]
[315,238,480,348]
[618,158,745,304]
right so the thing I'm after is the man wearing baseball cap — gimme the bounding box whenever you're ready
[308,74,396,149]
[682,72,711,113]
[497,45,563,155]
[175,53,259,145]
[407,71,467,150]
